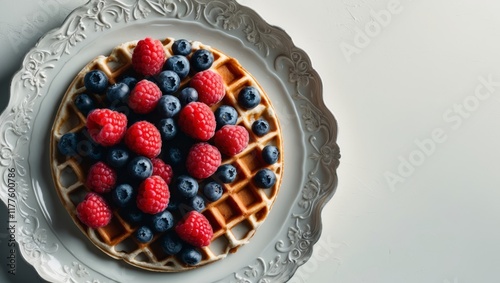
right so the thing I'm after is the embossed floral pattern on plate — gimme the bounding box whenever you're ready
[0,0,339,282]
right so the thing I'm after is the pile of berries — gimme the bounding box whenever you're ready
[57,37,280,266]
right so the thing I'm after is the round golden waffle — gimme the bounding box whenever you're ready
[50,37,283,272]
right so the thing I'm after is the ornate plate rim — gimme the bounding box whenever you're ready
[0,0,340,282]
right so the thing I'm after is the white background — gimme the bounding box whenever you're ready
[2,0,500,282]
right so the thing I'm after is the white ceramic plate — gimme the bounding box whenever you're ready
[0,0,339,282]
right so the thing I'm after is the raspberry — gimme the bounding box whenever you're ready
[86,161,117,193]
[175,211,213,248]
[136,175,170,214]
[76,192,112,228]
[178,102,216,141]
[86,109,127,146]
[132,37,165,76]
[190,70,225,106]
[186,143,221,179]
[214,125,249,156]
[152,158,174,185]
[124,121,162,158]
[128,80,162,114]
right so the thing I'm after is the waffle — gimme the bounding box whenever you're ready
[50,37,283,272]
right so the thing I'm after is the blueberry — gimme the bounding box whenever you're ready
[107,100,131,115]
[187,195,205,212]
[150,210,174,233]
[190,49,214,72]
[157,95,181,118]
[135,225,153,243]
[215,105,238,129]
[175,175,199,198]
[84,70,108,94]
[252,119,270,136]
[178,87,198,106]
[262,145,279,165]
[76,135,103,160]
[164,55,190,79]
[157,118,177,141]
[254,168,276,188]
[106,82,130,104]
[160,232,183,255]
[179,246,202,265]
[58,132,79,156]
[84,144,104,160]
[165,147,183,166]
[112,184,134,207]
[74,94,95,116]
[127,156,153,181]
[156,70,181,95]
[167,195,181,212]
[106,147,130,168]
[172,39,192,56]
[238,86,261,109]
[215,164,237,183]
[203,182,223,202]
[122,206,145,224]
[120,76,138,89]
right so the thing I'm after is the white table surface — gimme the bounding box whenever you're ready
[2,0,500,282]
